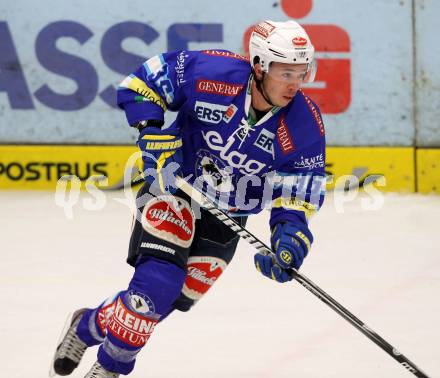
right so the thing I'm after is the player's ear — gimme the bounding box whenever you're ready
[253,63,264,81]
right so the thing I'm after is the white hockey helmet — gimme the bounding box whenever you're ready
[249,20,316,83]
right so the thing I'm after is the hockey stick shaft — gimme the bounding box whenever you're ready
[176,176,430,378]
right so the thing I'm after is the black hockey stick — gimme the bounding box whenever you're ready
[175,176,431,378]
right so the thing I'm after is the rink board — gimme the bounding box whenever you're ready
[0,145,421,192]
[0,145,141,190]
[326,147,415,192]
[417,149,440,194]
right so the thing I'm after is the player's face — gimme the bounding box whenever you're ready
[263,62,308,106]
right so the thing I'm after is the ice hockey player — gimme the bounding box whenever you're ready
[51,20,326,377]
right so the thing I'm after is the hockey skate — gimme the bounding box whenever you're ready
[84,361,120,378]
[50,309,88,376]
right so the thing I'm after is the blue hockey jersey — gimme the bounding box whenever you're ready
[117,50,326,231]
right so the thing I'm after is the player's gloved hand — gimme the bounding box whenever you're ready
[254,222,313,283]
[137,125,183,193]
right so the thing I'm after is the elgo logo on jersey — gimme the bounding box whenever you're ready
[202,130,265,175]
[194,101,228,124]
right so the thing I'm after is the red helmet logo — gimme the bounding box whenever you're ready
[293,37,308,46]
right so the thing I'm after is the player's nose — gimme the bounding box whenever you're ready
[287,82,300,93]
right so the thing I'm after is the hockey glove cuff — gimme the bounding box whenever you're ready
[254,222,313,283]
[137,126,183,193]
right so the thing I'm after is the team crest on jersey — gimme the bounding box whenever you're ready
[196,149,235,193]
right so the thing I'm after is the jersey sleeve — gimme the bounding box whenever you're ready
[269,138,326,230]
[117,51,197,127]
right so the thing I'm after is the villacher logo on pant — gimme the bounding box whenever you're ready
[182,256,228,300]
[141,196,196,248]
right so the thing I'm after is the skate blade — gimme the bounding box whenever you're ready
[48,311,75,377]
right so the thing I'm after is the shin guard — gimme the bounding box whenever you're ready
[97,257,186,375]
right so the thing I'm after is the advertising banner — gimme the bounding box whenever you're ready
[1,0,416,146]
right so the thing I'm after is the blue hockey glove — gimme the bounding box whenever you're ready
[137,126,183,193]
[254,222,313,283]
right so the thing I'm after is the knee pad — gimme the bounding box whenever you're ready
[99,259,186,375]
[173,215,246,312]
[98,289,162,375]
[106,291,158,349]
[99,258,186,350]
[129,257,187,317]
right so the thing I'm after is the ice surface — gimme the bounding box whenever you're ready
[1,191,439,377]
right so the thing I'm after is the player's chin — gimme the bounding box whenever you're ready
[278,96,293,107]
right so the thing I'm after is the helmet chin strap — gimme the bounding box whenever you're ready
[254,71,276,108]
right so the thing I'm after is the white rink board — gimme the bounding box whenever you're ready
[0,191,439,377]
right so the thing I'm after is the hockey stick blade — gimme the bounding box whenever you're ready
[175,176,431,378]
